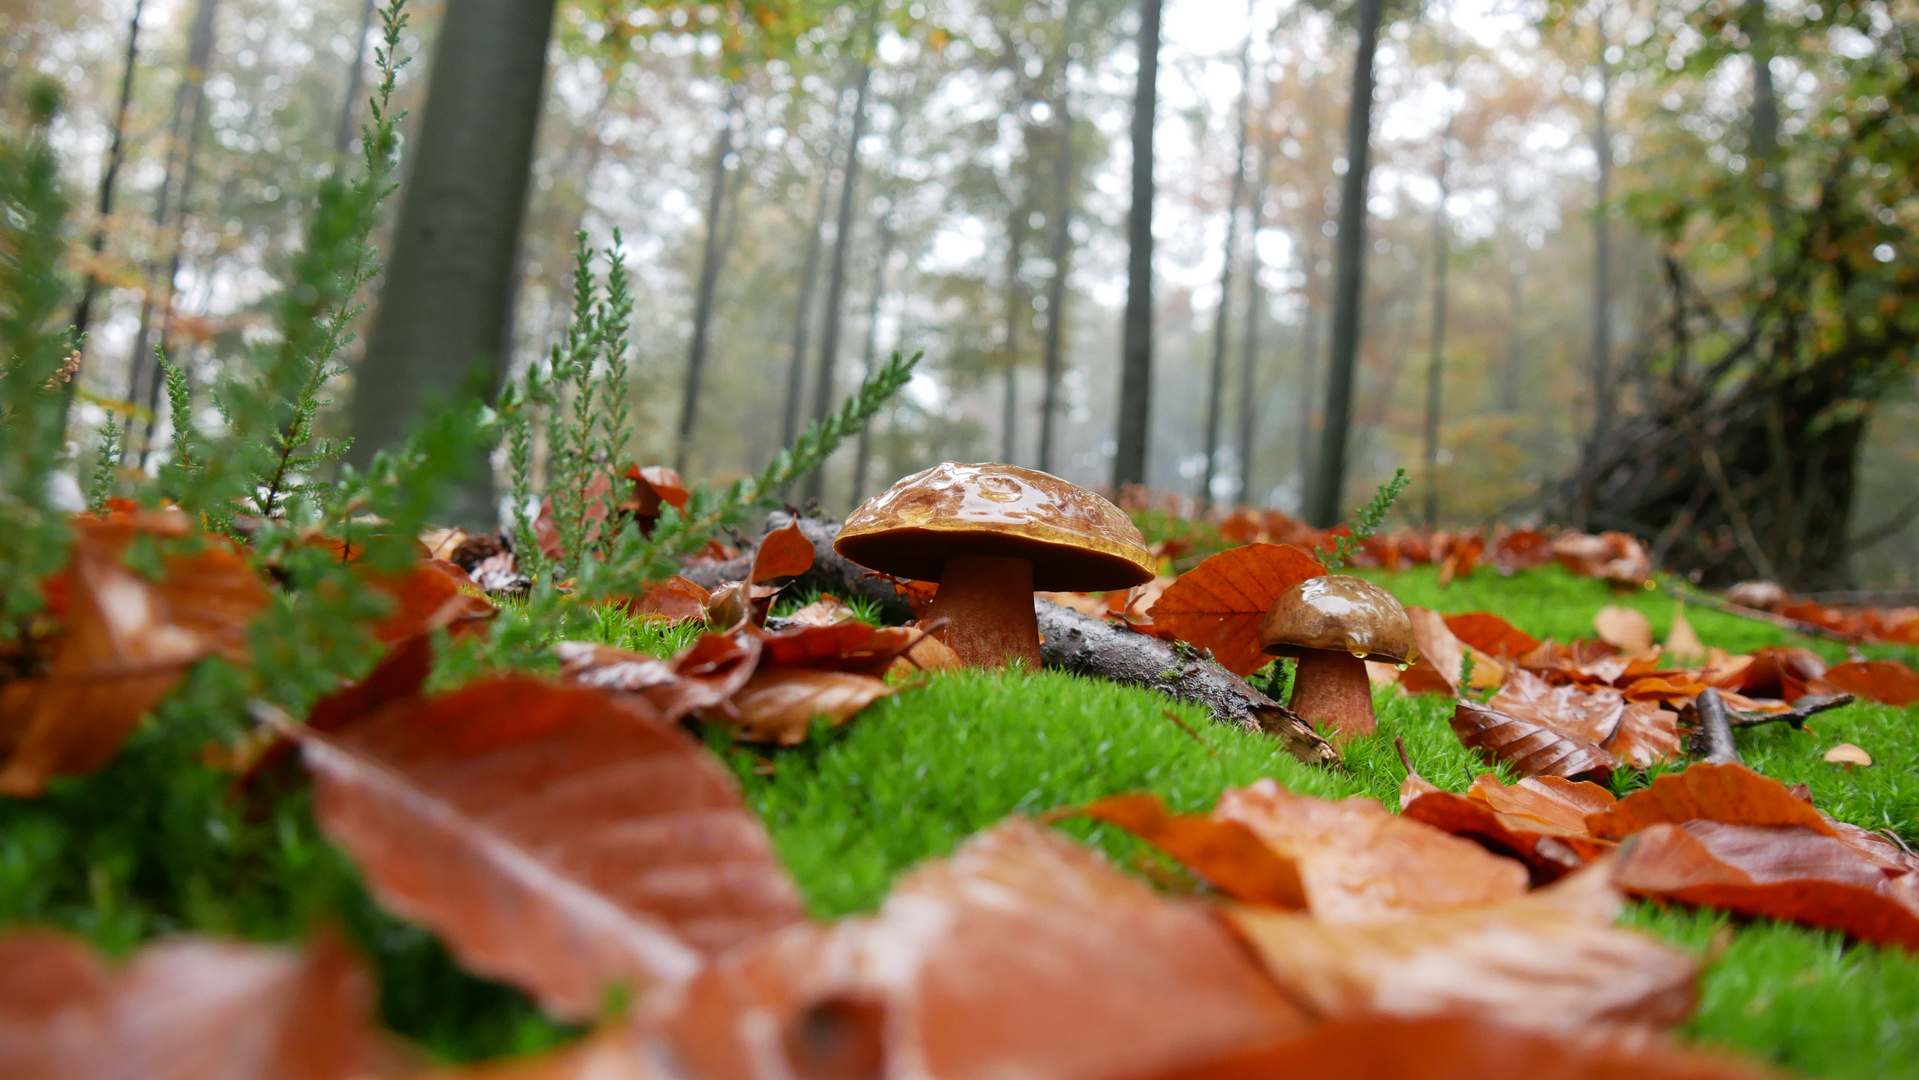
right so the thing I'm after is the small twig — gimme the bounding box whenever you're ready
[1393,736,1415,777]
[1729,692,1854,730]
[1691,688,1743,765]
[1161,709,1221,760]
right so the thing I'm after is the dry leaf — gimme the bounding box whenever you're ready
[1225,861,1698,1029]
[1399,608,1504,696]
[1666,604,1707,665]
[625,576,712,624]
[1584,763,1836,842]
[1491,528,1557,575]
[1212,779,1529,923]
[1717,646,1826,702]
[1553,532,1653,586]
[1815,659,1919,706]
[556,630,764,724]
[412,1029,662,1080]
[1608,702,1683,768]
[1594,606,1654,654]
[723,668,894,745]
[1035,590,1110,617]
[779,595,859,626]
[656,818,1309,1080]
[368,560,497,644]
[751,520,818,584]
[1401,772,1616,885]
[1490,669,1626,746]
[625,465,691,517]
[282,676,805,1017]
[1148,543,1327,677]
[704,580,781,629]
[1451,700,1621,782]
[1444,612,1543,659]
[1062,793,1309,908]
[0,930,377,1080]
[882,625,963,675]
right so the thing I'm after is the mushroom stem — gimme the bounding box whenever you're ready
[926,555,1041,669]
[1287,650,1376,744]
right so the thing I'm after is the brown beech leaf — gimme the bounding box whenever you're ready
[1471,771,1617,830]
[412,1030,662,1080]
[1609,701,1683,767]
[555,630,764,725]
[1717,645,1826,701]
[1148,543,1327,676]
[1492,527,1558,575]
[779,594,859,626]
[656,818,1310,1080]
[721,668,894,745]
[1584,763,1836,842]
[704,580,782,629]
[1140,1014,1776,1080]
[1212,779,1528,923]
[751,520,817,584]
[1451,700,1621,782]
[0,930,377,1080]
[1666,605,1708,664]
[1062,793,1309,908]
[1444,611,1542,659]
[881,624,963,675]
[625,576,712,624]
[759,622,881,670]
[1225,861,1698,1029]
[625,464,691,517]
[1611,822,1919,950]
[1594,606,1654,654]
[1401,795,1600,885]
[280,675,805,1017]
[1490,668,1626,745]
[1815,659,1919,706]
[368,559,497,644]
[1399,607,1505,696]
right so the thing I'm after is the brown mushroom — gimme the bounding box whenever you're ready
[1258,575,1417,744]
[835,463,1155,668]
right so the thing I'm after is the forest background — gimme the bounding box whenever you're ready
[8,0,1917,586]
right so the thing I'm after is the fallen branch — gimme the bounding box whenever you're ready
[1034,599,1339,767]
[1660,581,1858,644]
[1690,687,1742,765]
[1730,692,1854,730]
[680,513,916,623]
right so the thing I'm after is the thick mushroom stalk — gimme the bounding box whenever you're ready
[1257,575,1416,748]
[1286,650,1377,743]
[925,555,1040,669]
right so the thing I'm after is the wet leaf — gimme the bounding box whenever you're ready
[558,630,763,724]
[1594,606,1653,654]
[280,676,805,1017]
[1608,702,1683,768]
[1443,612,1542,659]
[1400,607,1504,696]
[1815,659,1919,706]
[0,930,377,1080]
[625,576,712,624]
[658,819,1309,1080]
[751,521,817,584]
[1148,543,1327,677]
[1487,668,1680,766]
[367,559,497,644]
[1451,700,1621,782]
[1584,763,1836,842]
[1063,793,1309,908]
[1717,646,1826,702]
[1400,774,1618,885]
[1225,861,1698,1029]
[1212,779,1529,923]
[722,669,894,745]
[704,580,781,629]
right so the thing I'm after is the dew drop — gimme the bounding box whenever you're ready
[1350,649,1369,659]
[1395,661,1410,671]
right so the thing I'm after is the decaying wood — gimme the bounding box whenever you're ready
[681,513,916,623]
[1690,688,1742,766]
[1730,692,1854,730]
[1034,599,1339,767]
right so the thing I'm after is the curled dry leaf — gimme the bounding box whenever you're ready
[721,668,894,745]
[704,580,781,630]
[750,520,818,584]
[1717,646,1827,702]
[1400,773,1617,884]
[367,560,497,644]
[1666,605,1708,665]
[1491,527,1556,575]
[1451,700,1621,782]
[656,818,1309,1080]
[1062,793,1309,908]
[1815,659,1919,706]
[1399,607,1504,696]
[1212,779,1529,923]
[1147,543,1327,677]
[1443,611,1542,660]
[558,629,763,723]
[625,576,712,624]
[1552,531,1652,587]
[1584,763,1836,842]
[625,464,691,518]
[1225,861,1698,1030]
[1594,606,1654,655]
[281,676,805,1017]
[777,594,859,627]
[0,930,376,1080]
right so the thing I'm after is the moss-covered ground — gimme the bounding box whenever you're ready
[3,564,1915,1075]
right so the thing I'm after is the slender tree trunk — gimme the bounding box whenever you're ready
[799,58,873,506]
[1304,0,1383,527]
[1574,16,1614,528]
[70,0,145,351]
[1500,253,1523,412]
[1294,235,1320,501]
[1000,195,1030,464]
[333,0,378,155]
[1199,24,1255,507]
[350,0,557,523]
[675,80,740,472]
[1112,0,1163,490]
[778,84,851,462]
[852,215,896,503]
[1421,58,1455,529]
[1236,90,1272,507]
[1036,0,1082,476]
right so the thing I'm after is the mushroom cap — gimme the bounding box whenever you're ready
[1258,574,1417,664]
[834,462,1155,591]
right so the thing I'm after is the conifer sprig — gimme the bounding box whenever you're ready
[1318,468,1410,570]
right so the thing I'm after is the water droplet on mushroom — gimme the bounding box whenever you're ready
[1350,649,1369,659]
[1395,661,1410,671]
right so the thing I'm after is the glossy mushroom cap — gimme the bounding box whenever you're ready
[835,462,1155,592]
[1258,574,1418,664]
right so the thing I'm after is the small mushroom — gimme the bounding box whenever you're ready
[835,463,1155,668]
[1823,742,1872,769]
[1258,575,1417,744]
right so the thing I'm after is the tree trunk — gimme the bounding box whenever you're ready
[674,80,740,472]
[851,215,896,504]
[1421,56,1455,529]
[777,83,850,464]
[70,0,145,351]
[1199,23,1254,507]
[1235,121,1270,507]
[333,0,379,156]
[999,194,1029,465]
[1036,0,1081,476]
[1112,0,1163,491]
[1499,252,1523,412]
[1305,0,1383,527]
[798,57,873,506]
[1294,232,1320,501]
[1574,18,1615,529]
[349,0,557,524]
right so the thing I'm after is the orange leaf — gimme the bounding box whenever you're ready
[624,464,690,516]
[557,629,763,724]
[367,560,497,644]
[1816,659,1919,706]
[1584,763,1836,842]
[1064,793,1309,909]
[723,668,893,745]
[656,819,1310,1080]
[1491,527,1556,575]
[280,676,805,1018]
[1488,667,1680,767]
[1451,700,1620,782]
[1443,611,1542,658]
[623,575,711,624]
[779,594,859,626]
[1594,606,1654,653]
[0,930,377,1080]
[750,520,817,583]
[1148,543,1327,676]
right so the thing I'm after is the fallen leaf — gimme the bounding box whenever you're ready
[1815,659,1919,706]
[704,580,781,629]
[1595,606,1654,654]
[1451,700,1621,782]
[1491,669,1622,741]
[1148,543,1328,677]
[1824,743,1873,767]
[280,676,805,1017]
[1553,531,1652,586]
[625,464,690,517]
[1611,821,1919,950]
[1609,702,1684,767]
[657,818,1310,1080]
[1212,779,1529,923]
[721,668,893,745]
[1666,604,1707,665]
[0,930,377,1080]
[1399,608,1505,696]
[1584,763,1836,842]
[367,560,497,644]
[558,631,765,723]
[624,576,712,624]
[1718,646,1827,702]
[1443,612,1542,659]
[881,624,963,675]
[1401,772,1618,884]
[1436,533,1484,586]
[1225,860,1698,1029]
[1036,590,1110,617]
[751,520,817,584]
[779,595,859,626]
[1491,527,1557,575]
[1062,793,1309,908]
[412,1030,661,1080]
